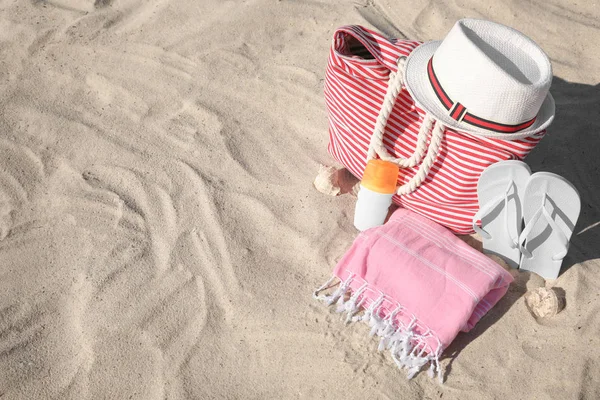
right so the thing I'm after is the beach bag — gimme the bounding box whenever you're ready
[324,25,549,234]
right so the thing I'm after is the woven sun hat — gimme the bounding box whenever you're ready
[404,19,555,139]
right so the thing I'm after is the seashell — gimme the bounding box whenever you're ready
[314,165,360,196]
[313,165,341,196]
[524,287,565,319]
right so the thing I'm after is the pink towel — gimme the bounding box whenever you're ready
[314,208,513,381]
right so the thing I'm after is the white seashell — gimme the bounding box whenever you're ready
[524,287,565,319]
[313,165,341,196]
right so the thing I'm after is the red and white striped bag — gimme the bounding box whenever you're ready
[324,25,546,234]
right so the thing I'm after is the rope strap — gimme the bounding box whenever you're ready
[366,57,445,196]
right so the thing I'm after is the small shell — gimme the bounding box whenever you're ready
[313,165,341,196]
[524,287,565,319]
[313,166,360,196]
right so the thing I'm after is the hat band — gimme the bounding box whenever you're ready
[427,57,536,133]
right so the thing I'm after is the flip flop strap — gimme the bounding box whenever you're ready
[472,180,519,248]
[519,193,570,261]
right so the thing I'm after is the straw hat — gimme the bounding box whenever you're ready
[404,19,555,138]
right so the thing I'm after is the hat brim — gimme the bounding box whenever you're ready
[403,41,555,139]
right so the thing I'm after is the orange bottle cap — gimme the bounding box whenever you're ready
[361,159,400,194]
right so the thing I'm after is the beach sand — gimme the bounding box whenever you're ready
[0,0,599,398]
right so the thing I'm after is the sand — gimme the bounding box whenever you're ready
[0,0,599,398]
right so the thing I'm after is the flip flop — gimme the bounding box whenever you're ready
[472,160,531,269]
[518,172,580,279]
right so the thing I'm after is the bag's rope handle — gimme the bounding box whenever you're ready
[397,119,444,195]
[366,57,445,196]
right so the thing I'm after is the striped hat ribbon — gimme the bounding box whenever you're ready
[426,57,536,133]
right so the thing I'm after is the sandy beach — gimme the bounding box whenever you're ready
[0,0,599,398]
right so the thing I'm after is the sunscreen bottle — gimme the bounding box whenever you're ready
[354,159,399,231]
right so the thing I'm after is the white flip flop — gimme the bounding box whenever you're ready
[518,172,581,280]
[473,160,531,269]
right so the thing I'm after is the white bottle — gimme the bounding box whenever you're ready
[354,159,400,231]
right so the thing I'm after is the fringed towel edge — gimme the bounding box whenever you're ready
[313,274,444,383]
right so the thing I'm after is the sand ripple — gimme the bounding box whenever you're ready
[1,0,599,399]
